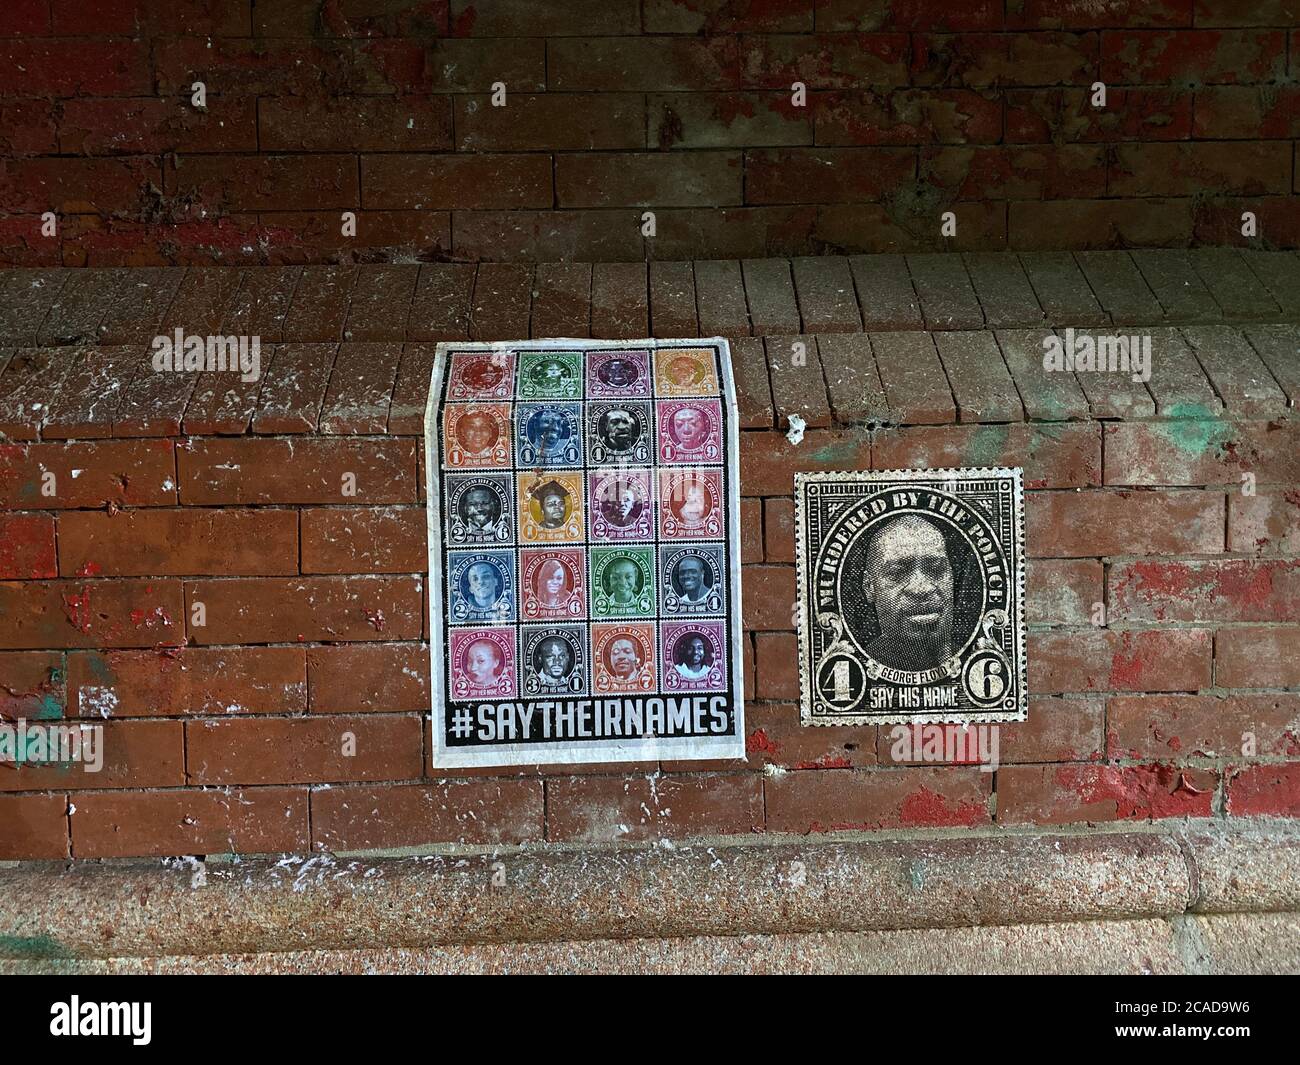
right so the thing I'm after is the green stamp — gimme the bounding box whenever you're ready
[518,350,582,400]
[590,545,655,618]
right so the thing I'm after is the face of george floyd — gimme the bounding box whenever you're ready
[602,409,636,450]
[608,637,640,678]
[465,640,502,684]
[671,407,707,449]
[458,413,498,454]
[862,515,955,666]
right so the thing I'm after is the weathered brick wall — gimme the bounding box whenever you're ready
[1,258,1298,860]
[2,0,1299,265]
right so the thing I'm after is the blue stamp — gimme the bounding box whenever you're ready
[516,402,583,468]
[447,549,517,624]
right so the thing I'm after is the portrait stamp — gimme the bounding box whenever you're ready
[587,399,653,465]
[658,468,724,540]
[659,544,725,615]
[517,350,582,400]
[446,350,513,401]
[443,402,511,469]
[586,349,651,399]
[450,627,516,700]
[516,402,583,468]
[447,549,516,624]
[660,620,727,692]
[445,473,513,545]
[520,546,586,620]
[517,471,584,543]
[589,468,653,542]
[591,622,657,694]
[521,623,589,697]
[589,545,655,618]
[653,347,720,398]
[795,468,1026,727]
[656,398,723,463]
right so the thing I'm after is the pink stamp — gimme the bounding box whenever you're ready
[520,547,586,620]
[447,351,514,401]
[450,627,516,699]
[589,468,654,541]
[658,468,724,539]
[586,349,651,399]
[660,620,727,692]
[656,398,723,463]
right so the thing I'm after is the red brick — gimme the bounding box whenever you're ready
[301,506,426,574]
[1101,29,1284,85]
[817,0,1002,31]
[0,719,184,792]
[753,631,800,699]
[363,153,552,210]
[763,497,795,562]
[746,701,876,770]
[737,498,762,563]
[179,437,417,505]
[1194,85,1300,139]
[1109,693,1300,761]
[456,94,645,151]
[58,509,298,578]
[320,342,402,434]
[0,0,50,34]
[154,38,353,97]
[815,90,1002,146]
[652,92,811,149]
[546,772,764,842]
[307,643,429,714]
[453,210,643,262]
[557,152,742,208]
[0,40,151,96]
[997,696,1105,764]
[1110,559,1300,623]
[0,158,157,216]
[1009,199,1193,249]
[766,766,991,832]
[389,343,438,430]
[67,647,306,718]
[1110,141,1291,197]
[186,576,423,644]
[0,439,174,510]
[1006,0,1192,28]
[872,422,1101,489]
[58,97,258,155]
[742,32,908,89]
[646,0,813,33]
[166,155,358,213]
[260,96,452,152]
[71,787,308,858]
[0,793,69,860]
[1029,628,1213,693]
[0,99,58,157]
[550,36,741,91]
[0,512,56,579]
[0,580,183,651]
[187,714,422,785]
[742,564,796,631]
[921,144,1106,200]
[256,0,448,35]
[1227,763,1300,817]
[997,763,1216,824]
[739,428,872,496]
[0,651,65,720]
[911,32,1098,87]
[354,37,546,92]
[1216,626,1300,688]
[312,779,545,849]
[1028,559,1102,625]
[1027,488,1224,557]
[1228,489,1300,554]
[1104,421,1300,487]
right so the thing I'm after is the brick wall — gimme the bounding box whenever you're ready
[2,258,1299,859]
[2,0,1299,266]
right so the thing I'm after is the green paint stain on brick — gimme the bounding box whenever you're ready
[1161,405,1232,457]
[968,424,1009,467]
[0,934,73,960]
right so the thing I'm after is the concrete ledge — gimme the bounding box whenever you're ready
[2,821,1298,969]
[6,913,1297,975]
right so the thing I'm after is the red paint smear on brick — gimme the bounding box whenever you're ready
[63,587,93,634]
[899,786,985,827]
[451,5,476,35]
[1109,633,1154,689]
[1228,763,1300,816]
[746,728,779,755]
[76,561,102,578]
[1055,763,1213,820]
[793,754,852,769]
[1121,559,1294,619]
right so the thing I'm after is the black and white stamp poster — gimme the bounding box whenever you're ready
[427,339,745,768]
[795,468,1027,727]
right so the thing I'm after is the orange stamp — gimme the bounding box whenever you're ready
[653,347,719,398]
[517,471,584,543]
[591,622,656,694]
[444,403,511,469]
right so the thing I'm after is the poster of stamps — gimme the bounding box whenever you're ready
[427,340,745,768]
[795,468,1027,727]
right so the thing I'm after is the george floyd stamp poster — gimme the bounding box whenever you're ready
[426,339,745,768]
[795,468,1027,727]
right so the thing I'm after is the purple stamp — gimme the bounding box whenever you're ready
[656,398,723,463]
[450,627,516,700]
[586,348,651,399]
[660,619,727,693]
[589,468,654,542]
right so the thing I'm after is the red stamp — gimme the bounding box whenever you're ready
[592,622,656,693]
[589,468,653,541]
[658,468,724,539]
[660,619,726,692]
[444,403,511,469]
[656,398,723,463]
[450,627,516,699]
[520,547,586,620]
[447,351,513,401]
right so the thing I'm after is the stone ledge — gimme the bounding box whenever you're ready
[3,820,1298,963]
